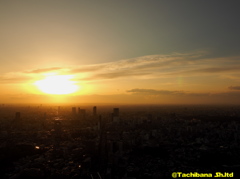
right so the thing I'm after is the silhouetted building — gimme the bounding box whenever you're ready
[72,107,77,115]
[113,108,119,117]
[53,120,62,147]
[147,114,153,123]
[93,106,97,116]
[112,108,120,123]
[44,112,47,120]
[58,106,60,114]
[54,120,62,134]
[98,115,102,130]
[80,109,86,120]
[41,112,47,129]
[15,112,21,120]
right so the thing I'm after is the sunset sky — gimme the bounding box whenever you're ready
[1,0,240,104]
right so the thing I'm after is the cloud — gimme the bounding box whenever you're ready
[1,67,67,84]
[2,51,240,84]
[0,77,31,83]
[105,51,206,71]
[81,70,151,81]
[0,74,32,83]
[127,88,240,98]
[24,67,63,73]
[184,66,240,74]
[70,65,105,73]
[71,51,240,81]
[126,88,215,97]
[74,51,211,81]
[126,88,185,95]
[229,86,240,90]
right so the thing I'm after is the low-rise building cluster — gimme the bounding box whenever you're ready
[0,104,240,178]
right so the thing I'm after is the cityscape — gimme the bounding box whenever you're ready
[1,104,240,178]
[1,1,240,178]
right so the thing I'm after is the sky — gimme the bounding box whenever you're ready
[1,0,240,104]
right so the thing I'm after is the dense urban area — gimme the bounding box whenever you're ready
[0,104,240,178]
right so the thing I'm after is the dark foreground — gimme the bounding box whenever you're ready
[0,104,240,178]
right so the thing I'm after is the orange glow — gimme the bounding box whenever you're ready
[34,75,79,95]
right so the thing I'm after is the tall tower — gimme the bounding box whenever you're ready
[72,107,77,115]
[15,112,21,120]
[58,106,60,115]
[113,108,119,116]
[98,115,102,131]
[112,108,120,122]
[93,106,97,116]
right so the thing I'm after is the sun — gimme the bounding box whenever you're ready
[34,75,79,95]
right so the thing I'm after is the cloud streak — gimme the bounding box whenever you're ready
[229,86,240,90]
[126,88,185,95]
[0,76,32,83]
[127,88,240,98]
[70,51,240,81]
[70,51,209,80]
[24,67,63,74]
[2,51,240,84]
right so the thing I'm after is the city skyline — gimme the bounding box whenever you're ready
[1,1,240,104]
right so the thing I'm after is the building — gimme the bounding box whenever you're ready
[93,106,97,116]
[98,115,102,131]
[72,107,77,115]
[15,112,21,120]
[113,108,119,117]
[80,109,86,120]
[112,108,120,123]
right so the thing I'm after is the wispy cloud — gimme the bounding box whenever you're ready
[70,65,105,73]
[127,88,240,98]
[181,66,240,74]
[71,51,240,81]
[81,70,151,81]
[126,88,215,97]
[229,86,240,90]
[1,67,67,83]
[0,71,34,83]
[2,51,240,84]
[0,76,32,83]
[72,51,211,80]
[24,67,64,74]
[126,88,185,95]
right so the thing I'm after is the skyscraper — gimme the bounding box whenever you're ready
[15,112,21,120]
[98,115,102,131]
[112,108,120,123]
[72,107,77,115]
[58,106,60,115]
[113,108,119,117]
[93,106,97,116]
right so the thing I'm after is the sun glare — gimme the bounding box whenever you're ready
[35,75,79,95]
